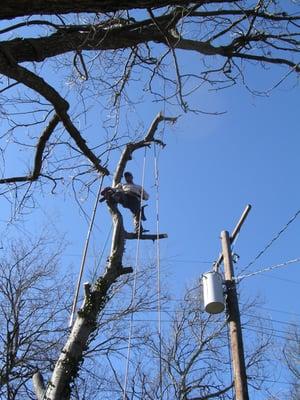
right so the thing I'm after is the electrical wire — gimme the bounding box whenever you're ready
[243,313,299,328]
[240,208,300,275]
[235,257,300,282]
[252,305,300,318]
[244,323,294,338]
[255,272,300,285]
[245,327,296,342]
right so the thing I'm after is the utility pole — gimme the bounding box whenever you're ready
[221,230,249,400]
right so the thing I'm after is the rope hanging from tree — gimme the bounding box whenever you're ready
[69,175,105,327]
[154,142,163,398]
[123,146,148,400]
[122,142,165,399]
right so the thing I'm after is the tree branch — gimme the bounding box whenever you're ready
[0,8,298,75]
[32,371,45,400]
[0,113,60,184]
[231,51,300,72]
[44,200,132,400]
[113,112,177,186]
[0,60,109,177]
[191,9,300,21]
[188,383,234,400]
[0,0,239,20]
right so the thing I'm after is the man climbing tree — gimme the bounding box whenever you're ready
[0,2,299,399]
[101,171,149,233]
[120,171,149,233]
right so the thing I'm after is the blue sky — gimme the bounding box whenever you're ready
[1,34,299,397]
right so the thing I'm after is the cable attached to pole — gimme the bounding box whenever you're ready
[240,207,300,275]
[236,257,300,283]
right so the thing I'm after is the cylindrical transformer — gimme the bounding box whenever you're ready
[202,271,225,314]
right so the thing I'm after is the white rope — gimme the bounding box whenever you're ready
[122,147,147,400]
[235,257,300,283]
[90,223,113,283]
[154,143,163,398]
[69,175,105,327]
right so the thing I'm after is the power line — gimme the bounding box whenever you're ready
[245,327,294,342]
[236,257,300,282]
[244,323,294,338]
[255,272,300,285]
[164,259,214,264]
[243,313,299,328]
[248,377,293,386]
[255,305,300,318]
[240,208,300,274]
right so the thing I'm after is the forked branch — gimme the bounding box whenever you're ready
[113,112,177,186]
[38,113,176,400]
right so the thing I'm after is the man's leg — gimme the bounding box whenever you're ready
[124,195,144,233]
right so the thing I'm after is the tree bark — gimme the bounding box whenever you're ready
[32,371,45,400]
[0,0,235,20]
[45,202,128,400]
[40,113,175,400]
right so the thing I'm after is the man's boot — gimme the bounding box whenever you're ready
[133,215,148,234]
[141,205,147,221]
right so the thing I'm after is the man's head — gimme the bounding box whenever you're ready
[124,171,133,183]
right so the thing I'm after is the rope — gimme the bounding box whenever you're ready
[240,208,300,275]
[122,147,147,400]
[235,257,300,283]
[154,143,163,397]
[90,223,113,283]
[68,128,115,327]
[69,175,105,327]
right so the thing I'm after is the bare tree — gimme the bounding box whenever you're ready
[101,282,275,400]
[0,227,163,400]
[0,234,69,399]
[0,1,299,209]
[0,2,298,399]
[283,325,300,400]
[29,113,171,400]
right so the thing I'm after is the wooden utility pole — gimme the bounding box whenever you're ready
[214,204,251,272]
[221,230,249,400]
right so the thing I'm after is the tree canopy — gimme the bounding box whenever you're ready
[0,0,299,206]
[0,1,299,399]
